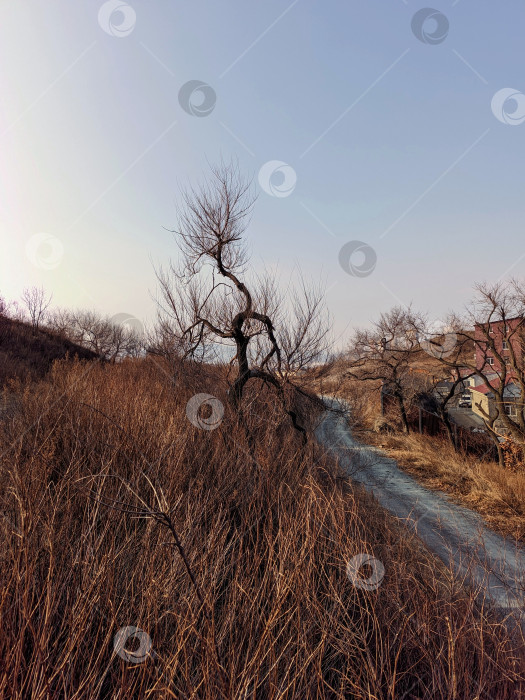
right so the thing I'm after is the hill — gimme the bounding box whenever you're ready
[0,353,522,697]
[0,314,98,386]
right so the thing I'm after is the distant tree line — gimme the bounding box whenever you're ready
[0,286,143,362]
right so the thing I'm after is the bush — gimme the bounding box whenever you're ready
[373,416,396,434]
[501,436,525,473]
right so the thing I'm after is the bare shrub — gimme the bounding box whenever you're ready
[347,306,426,433]
[501,436,525,473]
[47,308,144,360]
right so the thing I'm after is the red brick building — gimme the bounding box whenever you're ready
[470,317,524,430]
[474,316,523,376]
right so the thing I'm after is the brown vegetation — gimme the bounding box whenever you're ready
[321,370,525,542]
[0,357,523,698]
[361,428,525,542]
[0,313,98,386]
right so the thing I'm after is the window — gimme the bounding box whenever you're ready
[504,404,517,416]
[505,358,511,366]
[502,340,508,349]
[487,357,494,366]
[489,326,494,334]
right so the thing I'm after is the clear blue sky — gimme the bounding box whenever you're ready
[1,1,524,346]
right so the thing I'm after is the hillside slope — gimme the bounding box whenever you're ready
[0,314,98,386]
[0,358,522,698]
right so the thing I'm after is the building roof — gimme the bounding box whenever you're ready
[470,384,491,395]
[475,315,524,328]
[470,380,520,399]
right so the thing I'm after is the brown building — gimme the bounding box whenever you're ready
[473,316,523,376]
[470,317,524,432]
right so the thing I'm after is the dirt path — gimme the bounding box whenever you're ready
[315,400,525,629]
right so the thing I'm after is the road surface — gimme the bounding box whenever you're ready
[448,405,487,431]
[315,399,525,631]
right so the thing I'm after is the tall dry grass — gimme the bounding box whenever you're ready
[359,429,525,542]
[0,358,523,698]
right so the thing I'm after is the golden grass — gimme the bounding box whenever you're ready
[359,430,525,542]
[320,372,525,542]
[0,358,523,698]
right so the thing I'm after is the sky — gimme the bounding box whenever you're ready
[1,1,525,348]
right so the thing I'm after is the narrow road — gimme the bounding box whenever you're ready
[447,405,486,431]
[315,400,525,629]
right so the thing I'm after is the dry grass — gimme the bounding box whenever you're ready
[319,370,525,542]
[0,358,523,698]
[0,314,97,386]
[360,432,525,541]
[359,429,525,541]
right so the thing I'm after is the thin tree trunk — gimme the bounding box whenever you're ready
[495,440,505,467]
[230,335,250,407]
[441,410,456,448]
[395,391,410,434]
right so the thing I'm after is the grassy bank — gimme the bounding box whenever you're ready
[358,428,525,542]
[319,370,525,542]
[0,359,523,698]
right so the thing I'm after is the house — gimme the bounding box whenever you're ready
[434,380,454,398]
[467,317,524,433]
[470,378,522,433]
[473,316,524,375]
[451,366,477,388]
[434,368,475,398]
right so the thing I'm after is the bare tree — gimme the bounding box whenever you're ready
[48,308,143,361]
[431,280,525,463]
[346,307,426,433]
[46,307,76,337]
[430,371,475,447]
[21,286,52,329]
[153,162,331,440]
